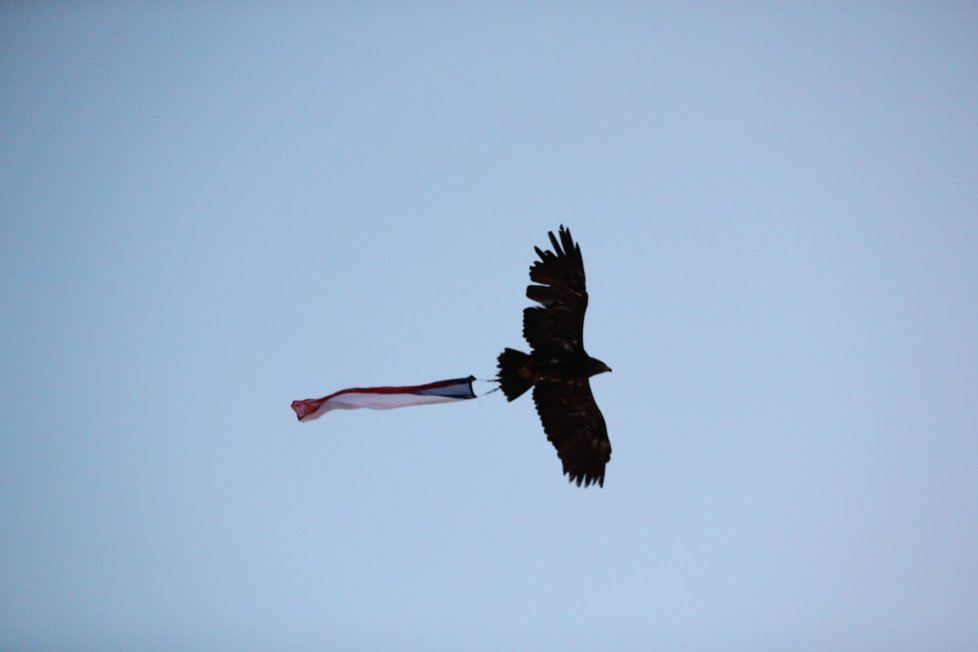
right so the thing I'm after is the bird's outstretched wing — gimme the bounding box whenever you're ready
[522,225,589,354]
[532,379,611,487]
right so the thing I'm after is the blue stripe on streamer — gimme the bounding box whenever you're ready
[414,376,476,399]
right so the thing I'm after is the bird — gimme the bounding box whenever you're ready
[496,226,612,487]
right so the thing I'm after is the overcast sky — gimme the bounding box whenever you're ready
[2,4,977,650]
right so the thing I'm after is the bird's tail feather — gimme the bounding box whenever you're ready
[497,348,533,401]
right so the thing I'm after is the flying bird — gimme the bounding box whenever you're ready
[496,226,612,487]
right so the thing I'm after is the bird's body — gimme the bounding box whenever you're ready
[498,348,607,395]
[497,226,612,487]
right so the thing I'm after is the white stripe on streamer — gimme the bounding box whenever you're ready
[291,376,477,422]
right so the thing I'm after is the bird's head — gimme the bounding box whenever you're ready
[587,357,612,377]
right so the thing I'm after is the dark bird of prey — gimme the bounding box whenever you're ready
[496,226,612,487]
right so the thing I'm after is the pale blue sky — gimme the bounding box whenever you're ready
[2,4,977,650]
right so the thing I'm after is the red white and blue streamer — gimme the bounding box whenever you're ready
[291,376,477,422]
